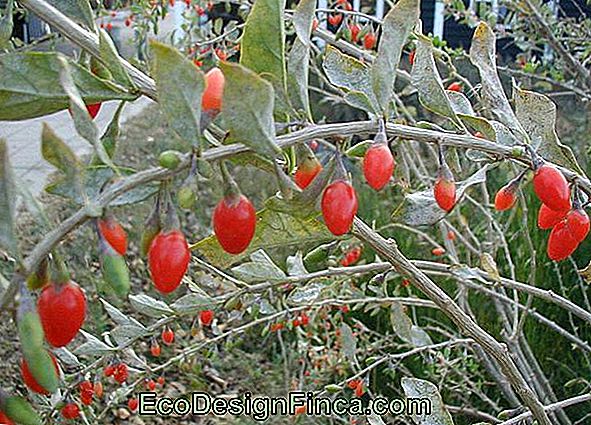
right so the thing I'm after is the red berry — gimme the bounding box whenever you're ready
[312,18,319,32]
[79,380,93,393]
[434,168,456,212]
[38,281,86,347]
[292,318,301,327]
[409,49,416,65]
[94,381,104,398]
[128,398,138,411]
[294,405,306,415]
[213,194,257,254]
[299,312,309,326]
[533,164,571,212]
[447,82,462,92]
[350,24,360,43]
[566,208,590,242]
[202,67,225,116]
[340,246,362,267]
[328,13,342,26]
[162,327,175,345]
[401,279,411,288]
[81,391,93,406]
[146,379,157,391]
[148,230,190,293]
[113,363,128,384]
[547,220,579,261]
[363,143,394,190]
[104,364,115,377]
[321,180,358,236]
[294,157,323,189]
[432,247,445,256]
[125,18,131,27]
[200,310,214,326]
[106,22,113,31]
[538,204,567,229]
[446,230,456,241]
[21,355,58,395]
[363,33,376,49]
[474,131,485,139]
[151,341,161,357]
[270,322,284,332]
[354,382,364,397]
[86,103,102,119]
[494,183,517,211]
[157,376,165,386]
[340,305,350,313]
[343,1,353,11]
[0,412,14,425]
[347,379,361,390]
[98,217,128,255]
[61,403,80,420]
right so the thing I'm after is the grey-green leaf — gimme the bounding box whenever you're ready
[514,87,583,174]
[469,22,525,139]
[129,294,174,318]
[411,37,459,126]
[48,0,95,31]
[150,41,204,147]
[171,293,216,314]
[371,0,419,113]
[220,62,281,158]
[323,46,379,114]
[231,249,286,283]
[99,29,134,87]
[340,323,356,362]
[401,377,455,425]
[0,139,17,257]
[57,55,115,169]
[41,123,82,181]
[0,52,136,121]
[240,0,286,96]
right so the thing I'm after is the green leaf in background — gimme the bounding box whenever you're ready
[58,55,115,170]
[340,323,357,362]
[240,0,287,99]
[48,0,96,31]
[231,250,287,283]
[220,62,281,158]
[395,165,490,226]
[46,165,158,206]
[469,22,525,140]
[192,209,334,269]
[287,0,315,119]
[41,123,82,188]
[129,294,174,318]
[401,377,455,425]
[90,101,125,166]
[371,0,419,114]
[390,301,433,347]
[0,52,136,121]
[322,46,379,114]
[99,29,134,88]
[514,87,583,174]
[150,41,204,148]
[411,37,460,126]
[0,139,17,258]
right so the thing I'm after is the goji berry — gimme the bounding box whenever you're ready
[321,180,358,236]
[200,310,214,327]
[162,327,175,345]
[295,156,323,189]
[213,194,256,255]
[434,165,456,212]
[363,143,394,191]
[61,403,80,420]
[538,204,567,229]
[37,281,86,347]
[533,164,570,212]
[148,230,190,293]
[547,220,579,261]
[98,217,128,256]
[447,82,462,92]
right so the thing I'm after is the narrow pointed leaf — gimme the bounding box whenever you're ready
[58,55,115,169]
[90,101,125,165]
[469,22,525,139]
[411,37,460,126]
[0,140,17,257]
[240,0,286,94]
[150,41,204,147]
[371,0,419,113]
[220,62,281,158]
[99,29,134,87]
